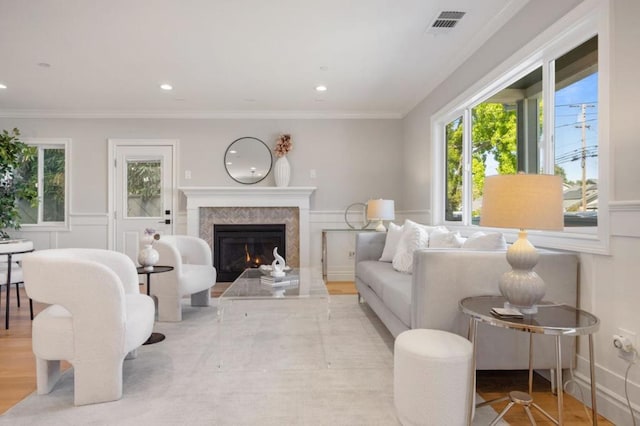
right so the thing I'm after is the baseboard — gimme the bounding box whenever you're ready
[566,353,640,425]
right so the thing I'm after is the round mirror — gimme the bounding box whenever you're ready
[224,137,273,184]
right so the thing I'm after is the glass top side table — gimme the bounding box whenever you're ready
[460,295,600,425]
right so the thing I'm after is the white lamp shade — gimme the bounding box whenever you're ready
[480,174,563,231]
[366,199,395,221]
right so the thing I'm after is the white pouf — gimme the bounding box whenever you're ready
[394,329,473,426]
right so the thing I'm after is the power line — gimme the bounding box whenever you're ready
[555,118,598,129]
[556,101,598,107]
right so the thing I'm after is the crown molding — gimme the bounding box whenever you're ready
[0,109,403,120]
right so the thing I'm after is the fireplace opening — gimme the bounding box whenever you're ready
[214,224,286,282]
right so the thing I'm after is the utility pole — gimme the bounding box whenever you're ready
[572,103,595,211]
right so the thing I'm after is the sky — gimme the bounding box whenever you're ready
[554,72,599,183]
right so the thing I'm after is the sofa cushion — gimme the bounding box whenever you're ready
[357,260,412,299]
[379,222,403,262]
[381,278,412,327]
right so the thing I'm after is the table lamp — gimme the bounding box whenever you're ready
[480,174,563,314]
[367,199,395,232]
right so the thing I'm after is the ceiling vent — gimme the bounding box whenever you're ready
[427,11,466,34]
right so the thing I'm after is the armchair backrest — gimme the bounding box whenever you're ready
[157,235,212,266]
[22,249,139,356]
[24,248,140,294]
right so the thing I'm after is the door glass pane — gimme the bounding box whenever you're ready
[127,160,161,217]
[554,35,598,226]
[471,67,542,224]
[43,148,65,221]
[445,116,463,221]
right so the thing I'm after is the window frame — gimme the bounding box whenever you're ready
[20,138,71,232]
[431,0,609,255]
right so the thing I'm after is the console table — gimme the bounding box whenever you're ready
[321,228,376,281]
[460,295,600,425]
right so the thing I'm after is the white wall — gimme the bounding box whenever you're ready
[403,0,640,423]
[0,117,403,279]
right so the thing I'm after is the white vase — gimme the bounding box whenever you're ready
[138,244,159,271]
[274,155,291,187]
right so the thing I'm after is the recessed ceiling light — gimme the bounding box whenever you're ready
[0,84,6,90]
[229,150,237,154]
[160,83,173,91]
[226,162,232,165]
[315,85,328,92]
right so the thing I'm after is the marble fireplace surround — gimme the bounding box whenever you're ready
[180,187,316,268]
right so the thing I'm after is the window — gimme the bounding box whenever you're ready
[433,4,607,253]
[554,37,599,226]
[126,159,162,217]
[16,139,69,227]
[441,35,599,228]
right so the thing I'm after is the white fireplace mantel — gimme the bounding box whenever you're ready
[179,186,316,267]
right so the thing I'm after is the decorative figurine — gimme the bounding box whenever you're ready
[271,247,286,277]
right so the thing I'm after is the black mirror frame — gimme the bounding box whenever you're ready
[224,137,273,185]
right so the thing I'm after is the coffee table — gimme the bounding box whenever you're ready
[216,267,329,369]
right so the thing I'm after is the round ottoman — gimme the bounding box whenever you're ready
[394,329,473,426]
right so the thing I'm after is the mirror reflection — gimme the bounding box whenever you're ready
[224,137,273,184]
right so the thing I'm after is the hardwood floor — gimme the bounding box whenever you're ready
[0,282,612,424]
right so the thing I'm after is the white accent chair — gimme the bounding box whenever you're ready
[152,235,216,322]
[22,249,155,406]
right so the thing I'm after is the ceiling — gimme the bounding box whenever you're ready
[0,0,527,119]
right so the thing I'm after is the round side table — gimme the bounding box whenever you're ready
[136,265,174,345]
[460,295,600,426]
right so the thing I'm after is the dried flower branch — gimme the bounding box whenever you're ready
[143,228,161,244]
[274,134,292,157]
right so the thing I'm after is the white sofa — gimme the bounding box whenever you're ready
[355,232,579,370]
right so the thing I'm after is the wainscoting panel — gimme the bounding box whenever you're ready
[609,200,640,238]
[10,213,109,250]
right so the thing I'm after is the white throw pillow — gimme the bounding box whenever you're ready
[379,222,403,262]
[462,231,507,250]
[392,221,429,273]
[403,219,448,236]
[429,228,465,248]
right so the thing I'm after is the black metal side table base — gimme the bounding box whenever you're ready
[143,332,165,345]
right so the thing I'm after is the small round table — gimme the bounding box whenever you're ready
[460,295,600,425]
[0,239,34,329]
[136,265,174,345]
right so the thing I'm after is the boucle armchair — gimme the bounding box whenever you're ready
[22,248,155,406]
[152,235,216,321]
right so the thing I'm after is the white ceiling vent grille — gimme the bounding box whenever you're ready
[427,11,466,34]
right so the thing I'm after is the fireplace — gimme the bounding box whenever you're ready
[214,224,286,282]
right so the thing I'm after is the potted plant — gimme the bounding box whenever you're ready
[0,128,38,240]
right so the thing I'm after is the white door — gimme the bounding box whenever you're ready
[112,144,175,262]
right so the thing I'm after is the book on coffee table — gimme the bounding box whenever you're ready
[260,274,299,287]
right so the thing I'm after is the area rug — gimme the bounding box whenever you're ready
[0,295,504,425]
